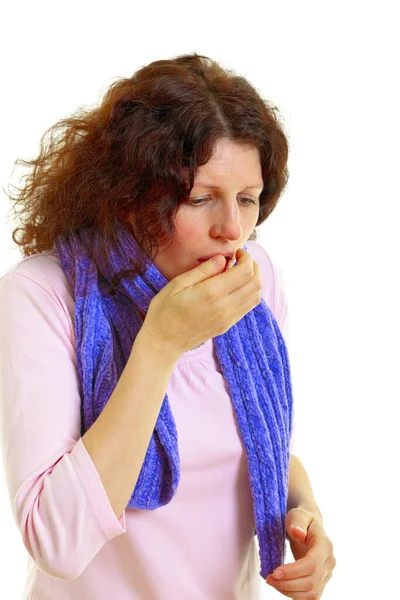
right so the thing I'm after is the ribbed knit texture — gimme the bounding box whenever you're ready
[54,223,294,579]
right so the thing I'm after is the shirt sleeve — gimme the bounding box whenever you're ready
[0,271,127,581]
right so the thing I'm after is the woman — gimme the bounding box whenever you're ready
[0,52,335,599]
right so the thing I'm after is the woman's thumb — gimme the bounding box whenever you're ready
[210,255,226,268]
[180,254,226,287]
[198,255,226,275]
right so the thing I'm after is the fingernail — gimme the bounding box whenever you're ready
[273,570,284,579]
[294,525,306,534]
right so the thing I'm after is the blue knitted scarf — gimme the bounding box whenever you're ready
[54,222,294,580]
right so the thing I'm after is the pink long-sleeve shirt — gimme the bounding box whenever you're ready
[0,239,296,600]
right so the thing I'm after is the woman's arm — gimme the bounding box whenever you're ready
[287,454,323,525]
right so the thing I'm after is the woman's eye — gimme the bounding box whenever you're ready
[189,196,256,206]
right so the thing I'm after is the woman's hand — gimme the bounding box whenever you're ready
[142,248,262,358]
[266,507,336,599]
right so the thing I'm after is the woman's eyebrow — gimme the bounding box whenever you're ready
[194,183,264,190]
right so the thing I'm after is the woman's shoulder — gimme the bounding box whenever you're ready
[1,249,72,300]
[0,249,76,341]
[245,240,288,326]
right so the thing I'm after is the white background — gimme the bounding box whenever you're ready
[1,1,399,598]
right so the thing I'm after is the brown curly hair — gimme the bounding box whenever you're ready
[5,52,290,284]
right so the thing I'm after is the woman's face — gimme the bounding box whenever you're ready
[130,138,263,283]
